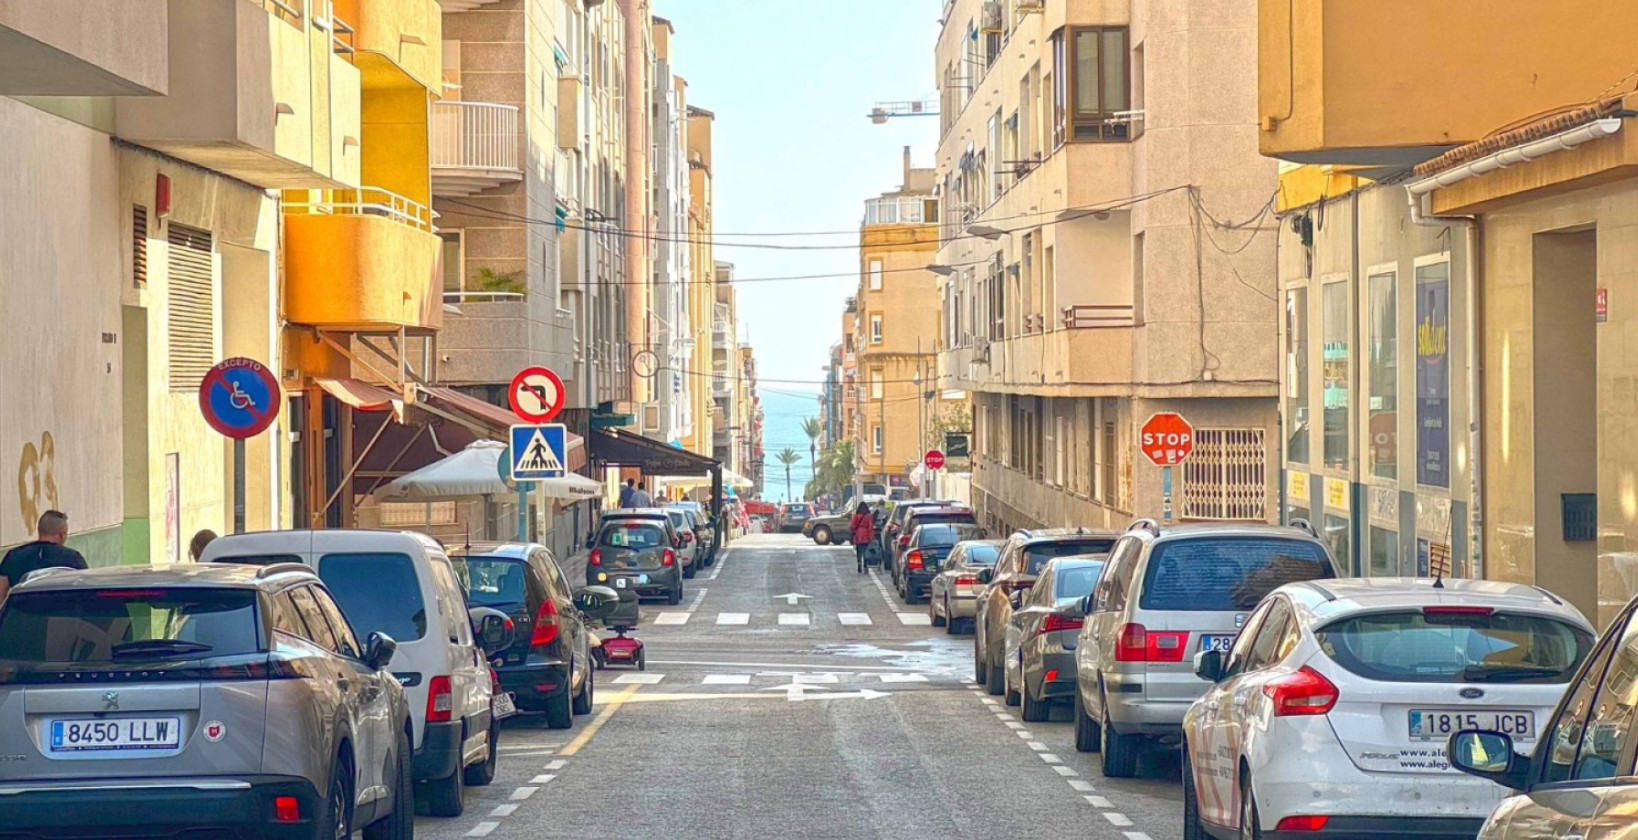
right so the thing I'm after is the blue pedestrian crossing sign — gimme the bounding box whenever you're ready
[510,424,567,480]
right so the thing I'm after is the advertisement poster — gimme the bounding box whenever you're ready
[1415,266,1450,486]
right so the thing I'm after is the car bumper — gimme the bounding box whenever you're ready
[414,719,464,782]
[905,572,936,598]
[0,775,324,839]
[1255,816,1486,840]
[588,569,681,596]
[498,660,571,708]
[1030,653,1078,698]
[1105,688,1191,736]
[943,594,977,619]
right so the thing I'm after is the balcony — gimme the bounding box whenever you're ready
[0,0,165,95]
[1257,0,1637,167]
[115,0,362,188]
[330,0,441,91]
[431,101,522,197]
[282,188,442,331]
[437,292,577,385]
[940,307,1135,395]
[438,0,506,10]
[863,196,937,227]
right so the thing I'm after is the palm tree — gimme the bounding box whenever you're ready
[775,448,802,502]
[799,417,823,496]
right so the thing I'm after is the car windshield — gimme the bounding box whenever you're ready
[1139,538,1335,611]
[915,524,984,545]
[0,588,261,663]
[786,505,810,515]
[1316,610,1593,683]
[601,524,666,549]
[457,557,529,609]
[959,543,1002,566]
[1024,539,1117,575]
[316,553,428,642]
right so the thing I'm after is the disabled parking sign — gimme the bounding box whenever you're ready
[198,357,281,439]
[510,424,567,480]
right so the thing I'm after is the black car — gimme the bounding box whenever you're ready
[894,506,979,594]
[900,522,986,604]
[451,543,599,729]
[589,519,684,605]
[779,503,814,533]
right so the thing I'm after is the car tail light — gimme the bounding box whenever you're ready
[1275,816,1330,831]
[956,575,977,586]
[273,795,301,822]
[1044,669,1060,682]
[907,550,924,570]
[1113,623,1188,662]
[589,548,602,567]
[531,598,561,647]
[683,532,694,544]
[898,535,910,549]
[1423,606,1494,616]
[1039,613,1082,635]
[662,549,676,567]
[1264,666,1339,717]
[427,675,454,723]
[490,667,502,694]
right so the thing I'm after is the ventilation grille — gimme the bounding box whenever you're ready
[166,224,215,392]
[1181,428,1268,521]
[132,206,148,289]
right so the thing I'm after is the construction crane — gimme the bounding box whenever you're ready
[869,98,939,125]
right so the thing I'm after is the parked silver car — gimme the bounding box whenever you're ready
[0,563,414,839]
[1003,556,1106,722]
[929,539,1003,632]
[975,529,1122,696]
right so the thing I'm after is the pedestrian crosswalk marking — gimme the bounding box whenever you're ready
[702,674,752,685]
[654,612,690,625]
[896,613,932,626]
[877,673,927,683]
[777,613,810,626]
[612,673,665,685]
[837,612,873,625]
[716,612,750,625]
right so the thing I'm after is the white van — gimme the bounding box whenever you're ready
[201,529,496,817]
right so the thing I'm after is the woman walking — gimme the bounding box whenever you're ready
[849,502,875,574]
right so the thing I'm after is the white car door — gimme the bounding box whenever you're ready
[429,556,490,750]
[1191,599,1271,827]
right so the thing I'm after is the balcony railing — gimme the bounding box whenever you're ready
[284,187,434,232]
[431,101,523,197]
[443,290,524,304]
[1062,304,1136,329]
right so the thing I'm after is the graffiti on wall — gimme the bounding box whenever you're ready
[16,432,59,536]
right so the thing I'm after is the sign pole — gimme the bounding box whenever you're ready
[517,484,528,542]
[234,438,247,534]
[1162,465,1173,523]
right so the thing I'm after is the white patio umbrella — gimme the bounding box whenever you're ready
[535,472,604,500]
[374,441,511,501]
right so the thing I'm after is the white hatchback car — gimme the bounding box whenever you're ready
[1182,578,1593,840]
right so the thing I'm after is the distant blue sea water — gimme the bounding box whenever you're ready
[756,387,823,502]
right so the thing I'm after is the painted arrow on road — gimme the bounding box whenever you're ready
[773,592,812,606]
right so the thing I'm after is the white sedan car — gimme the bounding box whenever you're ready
[1181,577,1593,840]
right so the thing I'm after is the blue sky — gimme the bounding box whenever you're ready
[653,0,942,393]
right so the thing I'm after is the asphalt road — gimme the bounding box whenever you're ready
[415,533,1184,840]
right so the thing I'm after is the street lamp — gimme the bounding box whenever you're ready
[965,224,1007,240]
[925,264,958,276]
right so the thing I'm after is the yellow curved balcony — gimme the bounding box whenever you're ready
[283,188,442,331]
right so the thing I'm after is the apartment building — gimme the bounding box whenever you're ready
[1258,0,1638,623]
[933,0,1280,535]
[855,152,943,493]
[711,262,739,468]
[680,106,718,457]
[647,17,693,445]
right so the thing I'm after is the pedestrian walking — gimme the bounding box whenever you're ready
[849,502,875,574]
[0,510,88,600]
[188,529,219,562]
[631,481,654,507]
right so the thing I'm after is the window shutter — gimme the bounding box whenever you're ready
[166,224,215,392]
[132,206,149,288]
[1181,429,1268,521]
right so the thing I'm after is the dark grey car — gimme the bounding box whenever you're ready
[589,519,684,605]
[1003,556,1106,722]
[0,563,413,839]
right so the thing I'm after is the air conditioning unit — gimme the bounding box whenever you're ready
[1016,0,1045,12]
[980,0,1003,32]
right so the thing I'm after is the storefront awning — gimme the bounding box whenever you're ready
[316,378,402,415]
[590,430,718,475]
[413,385,585,472]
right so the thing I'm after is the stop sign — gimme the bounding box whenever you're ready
[924,450,946,470]
[1140,413,1195,466]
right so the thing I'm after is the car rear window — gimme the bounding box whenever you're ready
[209,553,303,566]
[316,553,427,642]
[1056,563,1107,599]
[1316,610,1593,684]
[0,588,262,663]
[915,524,985,545]
[960,543,1002,565]
[600,524,666,549]
[1139,538,1334,611]
[1024,539,1117,575]
[458,557,529,609]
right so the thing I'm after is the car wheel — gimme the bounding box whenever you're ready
[572,663,595,716]
[1003,657,1021,707]
[1239,772,1263,840]
[1073,688,1101,753]
[683,562,696,579]
[543,683,573,730]
[974,639,988,685]
[365,730,412,840]
[419,751,464,817]
[320,755,353,839]
[636,649,647,671]
[462,720,498,786]
[944,599,959,635]
[813,526,832,545]
[667,586,682,606]
[930,599,944,627]
[1182,746,1206,840]
[987,660,1005,697]
[1101,692,1140,778]
[1020,667,1049,723]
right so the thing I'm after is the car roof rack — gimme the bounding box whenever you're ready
[1286,518,1320,539]
[255,562,317,579]
[1127,518,1161,536]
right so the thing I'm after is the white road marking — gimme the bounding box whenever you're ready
[488,804,518,817]
[466,822,499,837]
[792,673,839,684]
[1086,795,1114,808]
[647,658,912,671]
[509,787,538,801]
[1003,721,1025,730]
[1124,833,1154,840]
[1053,766,1077,777]
[706,549,729,580]
[716,613,751,625]
[1068,780,1095,792]
[654,612,690,625]
[876,673,927,683]
[993,712,1011,720]
[702,674,752,685]
[981,698,1000,706]
[497,749,556,757]
[774,592,813,606]
[837,612,873,625]
[1027,741,1048,752]
[1040,753,1063,764]
[613,673,665,685]
[686,587,708,612]
[1103,813,1134,828]
[896,613,932,625]
[544,759,566,770]
[778,613,811,626]
[500,743,561,752]
[529,774,557,784]
[1015,731,1033,739]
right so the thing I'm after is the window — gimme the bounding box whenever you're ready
[1322,279,1350,470]
[379,501,458,526]
[868,259,883,290]
[310,586,362,659]
[1285,286,1310,463]
[1540,613,1624,784]
[316,553,429,642]
[872,425,883,454]
[1181,428,1268,521]
[870,314,883,344]
[1315,610,1592,685]
[1415,260,1451,487]
[1139,538,1335,611]
[1049,33,1065,148]
[1543,607,1638,782]
[1050,27,1130,142]
[1043,245,1056,329]
[870,369,883,400]
[440,231,464,293]
[287,586,339,653]
[1101,417,1117,506]
[167,224,215,392]
[0,589,261,664]
[1367,270,1398,479]
[1368,526,1398,575]
[1244,599,1296,672]
[1054,414,1067,486]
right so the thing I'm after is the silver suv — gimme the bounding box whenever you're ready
[0,563,414,839]
[1073,519,1338,777]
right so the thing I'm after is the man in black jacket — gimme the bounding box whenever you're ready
[0,510,88,600]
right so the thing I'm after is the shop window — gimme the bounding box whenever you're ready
[1181,429,1267,521]
[1368,526,1398,575]
[1322,279,1350,470]
[1367,270,1397,479]
[1285,287,1309,464]
[1415,261,1451,487]
[1323,514,1351,573]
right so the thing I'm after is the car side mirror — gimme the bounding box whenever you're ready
[1193,649,1227,683]
[469,607,516,653]
[1079,593,1095,616]
[364,632,398,670]
[1063,600,1087,619]
[573,585,621,620]
[976,568,994,585]
[1448,731,1530,790]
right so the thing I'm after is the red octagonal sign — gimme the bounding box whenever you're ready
[1139,412,1194,466]
[924,450,945,470]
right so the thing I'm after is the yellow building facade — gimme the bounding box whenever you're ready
[681,106,717,457]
